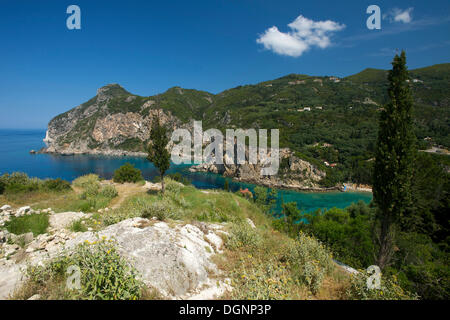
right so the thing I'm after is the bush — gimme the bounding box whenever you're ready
[346,270,418,300]
[42,178,71,192]
[0,173,70,194]
[140,200,181,221]
[113,163,143,183]
[23,238,144,300]
[0,172,40,194]
[99,185,119,198]
[0,179,5,194]
[230,258,298,300]
[281,232,334,294]
[74,175,117,212]
[226,222,262,250]
[166,172,191,186]
[69,219,88,233]
[165,179,183,195]
[73,174,100,189]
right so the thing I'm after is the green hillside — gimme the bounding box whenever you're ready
[48,63,449,186]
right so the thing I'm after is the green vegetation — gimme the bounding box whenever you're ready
[3,170,426,300]
[73,174,118,212]
[0,173,71,195]
[113,163,143,183]
[373,51,417,269]
[14,238,146,300]
[153,172,191,186]
[48,62,449,189]
[147,114,170,194]
[267,54,449,300]
[4,212,49,236]
[69,219,88,233]
[347,270,417,300]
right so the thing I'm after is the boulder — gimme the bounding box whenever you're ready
[22,232,34,245]
[64,218,228,299]
[17,206,31,216]
[49,212,88,230]
[246,218,256,229]
[0,205,11,212]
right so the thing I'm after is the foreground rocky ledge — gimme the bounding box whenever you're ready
[0,206,231,300]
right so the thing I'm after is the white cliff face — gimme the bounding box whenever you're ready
[43,130,52,145]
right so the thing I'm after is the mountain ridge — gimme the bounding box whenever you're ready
[42,62,450,187]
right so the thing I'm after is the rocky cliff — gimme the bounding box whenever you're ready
[190,148,328,191]
[43,84,193,156]
[42,83,329,188]
[43,64,449,188]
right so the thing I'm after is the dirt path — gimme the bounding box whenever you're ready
[106,182,147,209]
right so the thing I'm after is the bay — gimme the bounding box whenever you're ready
[0,129,372,213]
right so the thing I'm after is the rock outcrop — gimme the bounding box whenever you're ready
[190,148,329,191]
[0,205,230,300]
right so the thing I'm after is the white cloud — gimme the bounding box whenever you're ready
[383,8,414,24]
[257,15,345,57]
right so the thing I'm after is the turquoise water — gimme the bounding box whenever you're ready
[0,129,372,213]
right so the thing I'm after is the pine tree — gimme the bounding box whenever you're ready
[373,51,416,269]
[147,114,170,194]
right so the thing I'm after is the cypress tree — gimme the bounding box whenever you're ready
[224,179,230,192]
[147,114,170,194]
[373,51,416,269]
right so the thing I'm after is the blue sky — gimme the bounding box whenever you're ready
[0,0,449,129]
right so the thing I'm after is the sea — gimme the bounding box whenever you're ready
[0,129,372,213]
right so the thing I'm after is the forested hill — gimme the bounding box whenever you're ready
[45,63,449,185]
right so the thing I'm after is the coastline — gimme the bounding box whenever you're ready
[36,147,148,158]
[36,147,373,194]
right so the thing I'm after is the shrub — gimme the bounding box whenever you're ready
[281,232,334,294]
[42,178,72,192]
[73,174,100,189]
[226,222,262,250]
[140,200,181,221]
[0,179,5,194]
[195,209,230,223]
[0,174,70,194]
[230,258,298,300]
[69,219,88,233]
[346,270,418,300]
[74,175,117,212]
[24,238,144,300]
[166,172,191,186]
[165,179,183,195]
[113,163,143,183]
[99,185,118,198]
[79,183,101,200]
[0,172,40,194]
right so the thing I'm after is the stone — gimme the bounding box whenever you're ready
[22,232,34,245]
[49,211,88,230]
[246,218,256,229]
[27,294,41,300]
[4,245,19,257]
[63,218,229,299]
[17,206,31,216]
[0,205,11,212]
[0,263,24,299]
